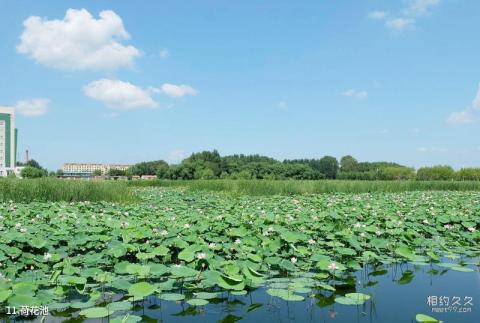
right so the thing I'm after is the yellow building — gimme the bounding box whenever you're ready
[62,163,131,176]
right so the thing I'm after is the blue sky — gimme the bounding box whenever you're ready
[1,0,479,170]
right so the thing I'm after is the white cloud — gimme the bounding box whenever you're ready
[159,49,169,59]
[341,89,368,99]
[446,111,475,125]
[158,83,198,98]
[408,0,441,16]
[167,149,189,163]
[84,79,158,110]
[370,0,440,32]
[368,11,387,20]
[385,18,415,31]
[278,101,288,110]
[17,8,140,71]
[446,84,480,125]
[473,83,480,110]
[15,98,49,117]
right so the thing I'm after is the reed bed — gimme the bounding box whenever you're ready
[128,179,480,195]
[0,178,135,202]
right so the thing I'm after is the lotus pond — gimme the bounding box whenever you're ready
[0,188,478,322]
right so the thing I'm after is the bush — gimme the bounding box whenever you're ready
[21,166,46,178]
[377,167,415,180]
[416,165,455,181]
[455,168,480,181]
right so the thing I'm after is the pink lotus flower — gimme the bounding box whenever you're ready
[328,262,338,270]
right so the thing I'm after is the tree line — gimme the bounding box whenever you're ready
[123,150,480,181]
[15,152,480,181]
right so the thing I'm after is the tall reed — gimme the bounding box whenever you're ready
[128,179,480,195]
[0,178,135,202]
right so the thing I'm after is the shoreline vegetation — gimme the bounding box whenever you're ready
[114,151,480,181]
[0,178,135,203]
[128,179,480,195]
[1,178,480,203]
[23,150,480,182]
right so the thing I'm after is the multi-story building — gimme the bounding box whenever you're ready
[62,163,131,177]
[0,107,18,176]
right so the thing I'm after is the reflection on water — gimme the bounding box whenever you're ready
[8,261,480,323]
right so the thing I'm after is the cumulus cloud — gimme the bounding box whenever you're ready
[157,83,198,98]
[158,49,169,59]
[408,0,441,16]
[446,111,475,125]
[341,89,368,99]
[17,8,140,71]
[370,0,440,32]
[368,11,387,20]
[15,98,50,117]
[385,18,416,31]
[83,79,158,110]
[447,84,480,125]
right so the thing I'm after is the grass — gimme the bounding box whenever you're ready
[0,178,135,202]
[4,178,479,202]
[128,179,480,195]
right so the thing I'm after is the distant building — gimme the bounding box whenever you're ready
[62,163,131,177]
[0,107,18,176]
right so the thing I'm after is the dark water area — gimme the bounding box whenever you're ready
[24,261,475,323]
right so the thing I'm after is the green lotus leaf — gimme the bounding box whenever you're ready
[0,289,12,302]
[170,265,198,277]
[128,282,156,298]
[71,300,96,309]
[266,289,304,301]
[106,301,132,311]
[187,298,209,306]
[415,313,441,322]
[12,282,37,296]
[194,292,218,299]
[8,294,40,307]
[395,246,416,260]
[111,279,132,291]
[450,266,474,272]
[160,293,185,301]
[153,245,170,256]
[110,315,143,323]
[345,293,371,301]
[334,296,364,305]
[79,307,112,318]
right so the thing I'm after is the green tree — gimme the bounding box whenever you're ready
[128,160,169,176]
[92,169,102,176]
[455,168,480,181]
[340,155,358,172]
[155,163,170,179]
[21,166,46,178]
[416,166,455,181]
[318,156,339,179]
[108,169,127,177]
[25,159,42,169]
[378,166,415,180]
